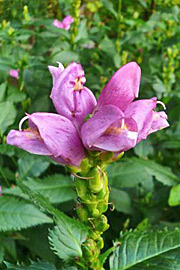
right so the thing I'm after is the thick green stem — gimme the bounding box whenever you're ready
[75,164,109,270]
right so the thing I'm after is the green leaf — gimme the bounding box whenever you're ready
[25,174,76,203]
[99,36,116,57]
[131,158,178,186]
[99,246,115,266]
[3,174,76,204]
[134,140,154,158]
[168,184,180,206]
[49,215,88,261]
[51,50,79,64]
[101,0,117,18]
[107,160,153,191]
[3,238,17,260]
[0,196,52,232]
[110,188,132,214]
[0,101,17,134]
[0,82,6,102]
[108,158,177,189]
[110,229,180,270]
[18,154,49,179]
[5,261,56,270]
[129,247,180,269]
[0,243,4,264]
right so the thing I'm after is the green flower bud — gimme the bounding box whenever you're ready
[94,215,109,232]
[88,168,104,193]
[75,179,89,200]
[76,204,89,222]
[96,236,104,249]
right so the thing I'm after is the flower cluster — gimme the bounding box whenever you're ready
[53,16,74,30]
[7,62,169,166]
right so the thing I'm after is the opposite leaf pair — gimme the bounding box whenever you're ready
[7,62,169,166]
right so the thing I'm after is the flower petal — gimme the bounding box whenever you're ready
[148,111,169,135]
[7,129,52,156]
[48,64,64,85]
[81,105,138,152]
[28,112,85,166]
[53,19,64,28]
[62,16,74,30]
[125,98,157,142]
[97,62,141,111]
[50,62,97,129]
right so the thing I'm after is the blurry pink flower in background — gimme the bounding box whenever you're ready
[0,186,2,196]
[9,69,19,79]
[53,16,74,30]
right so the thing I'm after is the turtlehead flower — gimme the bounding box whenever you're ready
[9,69,19,79]
[7,62,169,167]
[82,62,169,152]
[53,16,74,30]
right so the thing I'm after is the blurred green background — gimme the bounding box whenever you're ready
[0,0,179,268]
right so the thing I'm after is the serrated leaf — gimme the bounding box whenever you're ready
[129,247,180,269]
[110,229,180,270]
[0,197,52,232]
[0,101,17,134]
[49,215,88,261]
[5,261,56,270]
[18,155,49,179]
[0,243,4,263]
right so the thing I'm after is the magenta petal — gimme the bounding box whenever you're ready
[50,62,97,129]
[6,129,51,156]
[53,19,63,28]
[97,62,141,111]
[9,69,19,79]
[28,113,85,166]
[148,111,169,135]
[125,98,157,142]
[81,105,138,152]
[62,16,74,30]
[48,65,64,85]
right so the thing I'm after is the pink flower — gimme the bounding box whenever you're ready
[53,16,74,30]
[9,69,19,79]
[0,186,2,196]
[7,62,169,167]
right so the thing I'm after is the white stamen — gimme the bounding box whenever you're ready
[56,62,64,71]
[157,101,166,110]
[121,118,125,129]
[19,115,29,131]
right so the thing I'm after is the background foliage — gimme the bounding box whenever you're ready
[0,0,179,269]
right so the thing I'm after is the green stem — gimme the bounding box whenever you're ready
[116,0,122,54]
[74,164,109,270]
[71,0,81,48]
